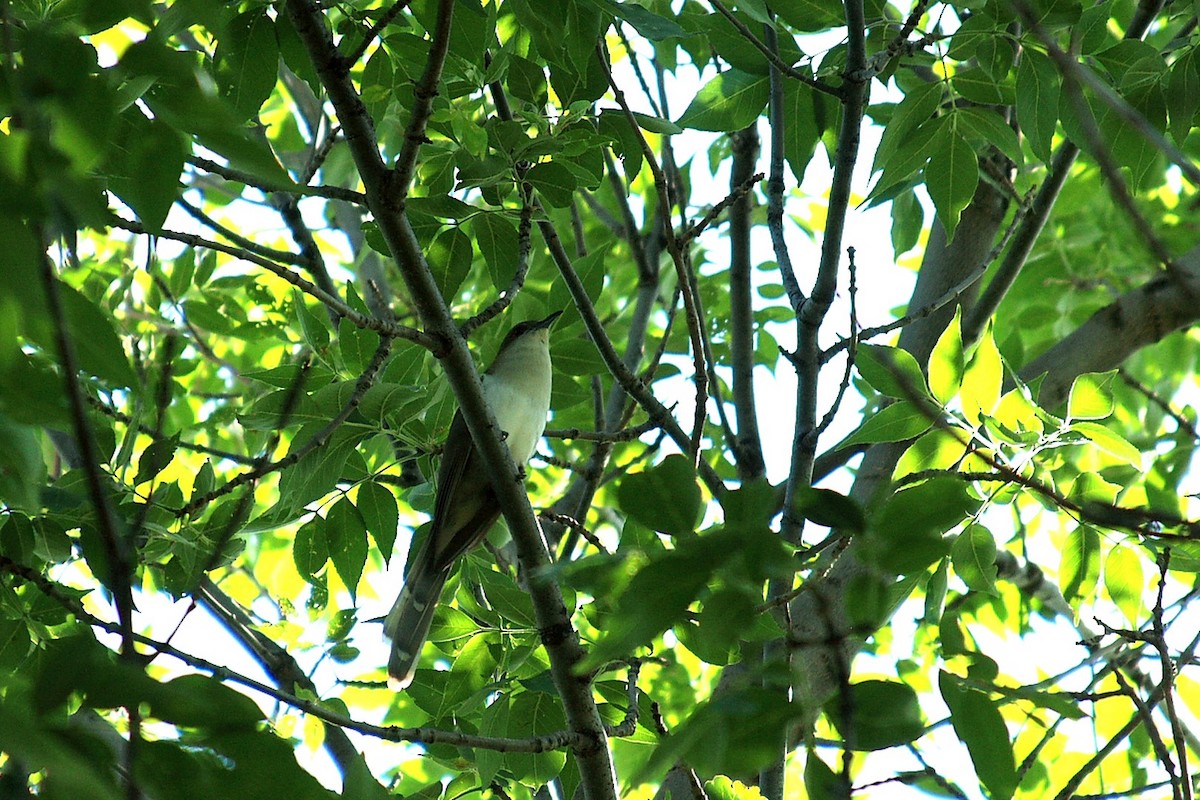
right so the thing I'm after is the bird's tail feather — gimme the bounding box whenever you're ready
[384,565,448,690]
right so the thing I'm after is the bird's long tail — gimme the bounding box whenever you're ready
[384,563,449,689]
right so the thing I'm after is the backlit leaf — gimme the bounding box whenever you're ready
[840,402,932,449]
[1067,372,1116,420]
[677,70,769,132]
[924,132,979,242]
[951,524,998,596]
[939,671,1017,800]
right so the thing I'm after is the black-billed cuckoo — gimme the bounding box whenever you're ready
[385,311,561,688]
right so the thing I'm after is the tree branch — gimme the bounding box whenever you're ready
[728,126,767,481]
[281,4,619,796]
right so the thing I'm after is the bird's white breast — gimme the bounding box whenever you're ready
[482,335,552,466]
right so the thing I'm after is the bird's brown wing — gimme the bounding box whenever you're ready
[423,409,502,573]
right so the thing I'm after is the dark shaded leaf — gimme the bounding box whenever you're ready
[939,671,1017,800]
[825,679,925,750]
[617,454,702,535]
[327,498,369,600]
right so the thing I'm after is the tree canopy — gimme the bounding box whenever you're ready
[3,0,1200,798]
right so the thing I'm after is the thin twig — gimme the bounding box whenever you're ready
[460,179,535,338]
[831,188,1034,361]
[343,0,412,67]
[708,0,842,98]
[392,0,454,198]
[177,198,307,266]
[597,43,709,464]
[110,215,435,350]
[186,155,367,204]
[545,414,663,443]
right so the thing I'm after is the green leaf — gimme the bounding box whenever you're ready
[947,11,994,61]
[895,428,968,478]
[790,487,866,533]
[679,589,758,665]
[617,454,701,536]
[1070,421,1141,468]
[951,524,998,595]
[106,109,185,231]
[582,528,753,670]
[586,0,688,40]
[148,674,265,729]
[928,309,965,405]
[782,80,820,182]
[122,41,292,187]
[49,0,153,34]
[1017,49,1060,162]
[549,57,608,106]
[704,776,769,800]
[868,116,943,201]
[0,417,45,512]
[357,481,399,562]
[696,7,804,75]
[0,616,30,672]
[327,498,369,600]
[527,160,577,207]
[1167,47,1200,143]
[479,691,567,784]
[839,402,932,449]
[337,316,381,375]
[952,66,1015,105]
[428,226,474,303]
[804,753,850,799]
[676,70,769,132]
[293,517,329,583]
[845,571,893,629]
[720,478,777,529]
[213,9,278,121]
[890,188,924,257]
[505,53,548,105]
[1067,371,1116,420]
[57,284,138,388]
[954,107,1023,167]
[551,337,606,376]
[469,212,519,290]
[359,47,395,129]
[294,290,330,350]
[856,344,932,400]
[939,672,1017,800]
[1061,525,1101,603]
[872,82,943,177]
[548,248,606,321]
[636,686,797,783]
[772,0,844,30]
[1,515,36,566]
[630,111,684,135]
[134,434,179,485]
[276,13,322,98]
[865,477,978,574]
[961,326,1003,425]
[1104,545,1145,625]
[924,558,949,623]
[0,692,124,800]
[427,606,480,644]
[825,679,925,750]
[923,132,978,242]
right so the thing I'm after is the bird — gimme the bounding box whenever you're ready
[384,311,561,689]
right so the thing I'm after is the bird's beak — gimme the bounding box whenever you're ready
[533,310,563,330]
